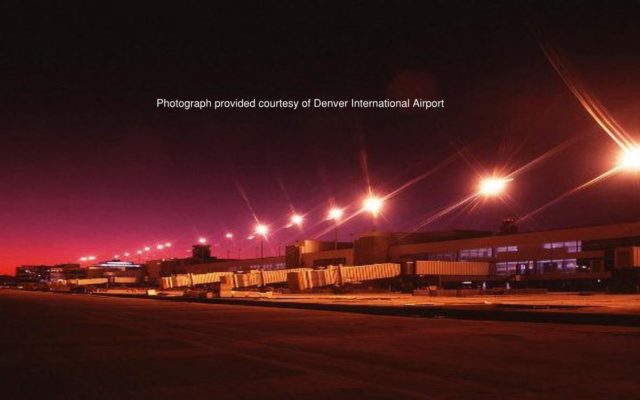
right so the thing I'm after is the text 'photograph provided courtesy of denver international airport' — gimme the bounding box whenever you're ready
[2,2,640,400]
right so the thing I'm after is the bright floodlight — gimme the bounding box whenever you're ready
[619,147,640,171]
[255,224,269,237]
[328,207,344,221]
[198,237,206,244]
[225,232,234,239]
[290,214,304,226]
[479,177,511,196]
[363,195,384,216]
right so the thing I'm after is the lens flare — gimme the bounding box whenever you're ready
[290,214,304,226]
[328,208,344,221]
[362,196,384,216]
[479,177,512,196]
[255,224,269,236]
[619,147,640,171]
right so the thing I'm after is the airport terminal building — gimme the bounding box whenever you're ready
[282,220,640,290]
[155,220,640,291]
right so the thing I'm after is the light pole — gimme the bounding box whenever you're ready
[284,214,305,256]
[328,208,344,250]
[196,238,207,262]
[225,232,233,258]
[255,224,269,258]
[477,176,512,234]
[156,244,167,260]
[362,195,384,230]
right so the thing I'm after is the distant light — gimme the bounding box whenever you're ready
[79,257,88,262]
[198,237,207,244]
[619,147,640,171]
[88,256,96,261]
[137,250,143,255]
[255,224,269,237]
[290,214,304,226]
[164,242,172,247]
[225,232,234,239]
[144,246,151,252]
[328,207,344,221]
[114,254,119,259]
[124,252,130,257]
[479,177,511,196]
[362,195,384,217]
[156,244,164,250]
[247,235,255,240]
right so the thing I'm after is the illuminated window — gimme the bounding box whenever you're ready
[460,248,493,259]
[542,241,581,253]
[495,261,532,275]
[537,258,578,273]
[496,245,518,253]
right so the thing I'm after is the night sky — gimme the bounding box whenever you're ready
[2,1,640,272]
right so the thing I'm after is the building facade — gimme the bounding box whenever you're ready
[287,221,640,289]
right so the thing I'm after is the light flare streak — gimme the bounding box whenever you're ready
[405,193,480,235]
[519,166,622,222]
[537,37,636,151]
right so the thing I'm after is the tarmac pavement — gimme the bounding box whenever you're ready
[2,289,640,400]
